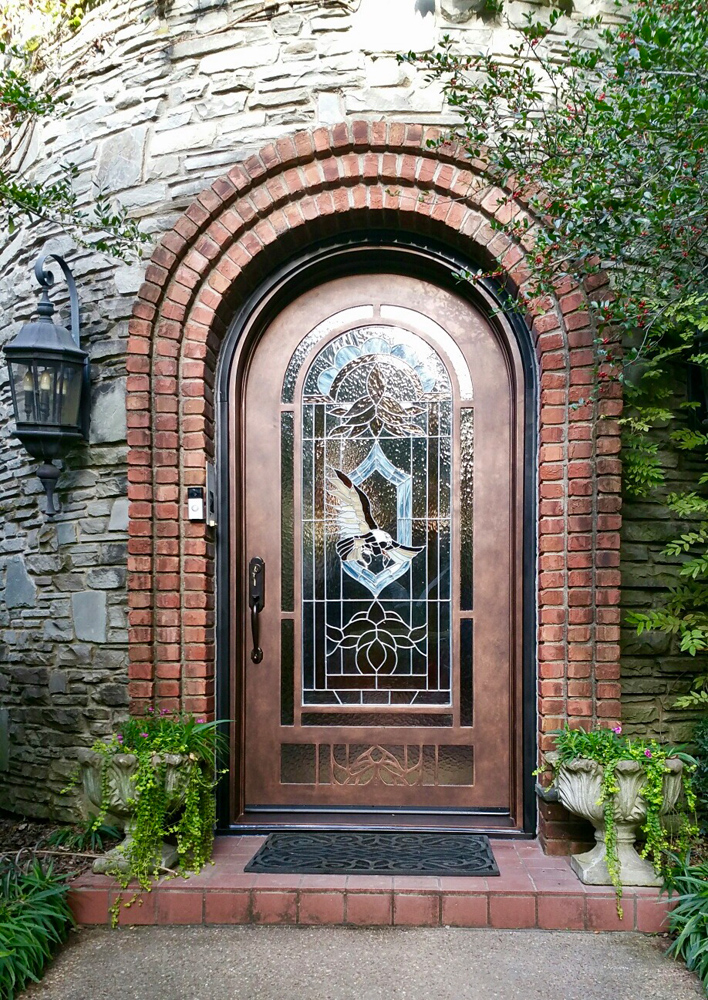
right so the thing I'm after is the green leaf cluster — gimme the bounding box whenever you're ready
[0,855,74,1000]
[402,1,708,709]
[549,725,697,913]
[401,0,708,342]
[46,815,119,853]
[85,710,226,913]
[663,856,708,993]
[0,11,148,258]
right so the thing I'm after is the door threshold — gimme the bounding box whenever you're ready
[226,810,531,837]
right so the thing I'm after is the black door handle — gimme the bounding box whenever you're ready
[249,557,265,663]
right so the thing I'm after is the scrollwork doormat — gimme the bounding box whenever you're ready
[245,832,499,876]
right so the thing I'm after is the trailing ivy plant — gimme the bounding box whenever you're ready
[547,726,697,909]
[79,711,226,898]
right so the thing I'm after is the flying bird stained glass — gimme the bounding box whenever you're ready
[298,325,453,709]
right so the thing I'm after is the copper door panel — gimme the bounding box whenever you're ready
[238,273,523,817]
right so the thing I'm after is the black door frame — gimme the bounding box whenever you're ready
[214,231,538,836]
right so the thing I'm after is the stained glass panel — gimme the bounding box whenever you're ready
[298,325,454,709]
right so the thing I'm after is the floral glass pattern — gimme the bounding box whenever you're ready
[296,325,454,709]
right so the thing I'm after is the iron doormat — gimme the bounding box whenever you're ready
[245,831,499,877]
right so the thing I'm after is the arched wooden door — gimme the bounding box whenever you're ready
[231,271,525,828]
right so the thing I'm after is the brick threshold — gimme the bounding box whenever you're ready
[69,836,671,933]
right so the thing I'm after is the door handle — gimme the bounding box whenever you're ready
[249,557,265,663]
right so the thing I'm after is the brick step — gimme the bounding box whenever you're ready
[69,837,671,933]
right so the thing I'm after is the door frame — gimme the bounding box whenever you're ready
[214,232,538,835]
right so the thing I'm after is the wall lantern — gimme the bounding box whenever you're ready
[3,254,89,517]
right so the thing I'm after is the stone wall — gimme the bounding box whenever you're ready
[1,0,622,820]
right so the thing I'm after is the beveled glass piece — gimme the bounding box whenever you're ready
[281,306,374,403]
[379,305,473,399]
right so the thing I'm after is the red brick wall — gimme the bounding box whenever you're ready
[126,121,622,847]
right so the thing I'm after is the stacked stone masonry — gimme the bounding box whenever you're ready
[0,0,683,840]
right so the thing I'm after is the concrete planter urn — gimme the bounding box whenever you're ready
[77,747,192,876]
[545,750,685,886]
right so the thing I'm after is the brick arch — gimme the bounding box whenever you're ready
[126,122,623,833]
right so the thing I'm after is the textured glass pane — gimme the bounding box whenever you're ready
[460,619,473,727]
[379,305,473,399]
[281,306,375,403]
[299,325,456,709]
[436,746,474,786]
[461,408,474,611]
[281,412,294,612]
[422,745,474,785]
[282,743,471,785]
[280,744,316,784]
[281,619,294,726]
[302,713,453,727]
[318,744,331,784]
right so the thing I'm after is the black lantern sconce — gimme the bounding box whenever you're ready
[3,254,90,516]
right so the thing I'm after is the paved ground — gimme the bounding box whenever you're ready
[25,926,701,1000]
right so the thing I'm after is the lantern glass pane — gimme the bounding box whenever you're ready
[58,363,83,428]
[10,361,36,423]
[10,358,82,429]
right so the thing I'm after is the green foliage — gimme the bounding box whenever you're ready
[46,816,119,853]
[0,11,147,258]
[549,726,697,912]
[402,0,708,710]
[663,856,708,994]
[691,718,708,828]
[625,335,708,704]
[0,42,66,124]
[88,710,226,898]
[0,854,74,1000]
[401,0,708,346]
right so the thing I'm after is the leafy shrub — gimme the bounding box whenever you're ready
[664,857,708,993]
[0,854,74,1000]
[46,816,120,853]
[692,719,708,828]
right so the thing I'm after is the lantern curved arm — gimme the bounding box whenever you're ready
[34,254,81,348]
